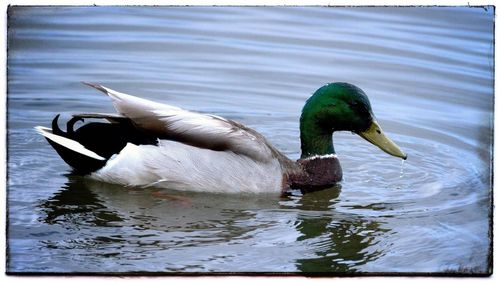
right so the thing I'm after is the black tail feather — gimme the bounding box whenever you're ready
[44,115,158,175]
[66,116,84,135]
[52,114,64,136]
[46,138,107,175]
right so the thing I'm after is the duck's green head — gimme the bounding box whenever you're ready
[300,82,407,160]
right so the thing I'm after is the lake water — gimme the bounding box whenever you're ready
[6,6,493,274]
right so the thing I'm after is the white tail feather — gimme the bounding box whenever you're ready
[35,126,105,161]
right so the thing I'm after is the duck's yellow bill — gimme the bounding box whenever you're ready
[358,120,407,160]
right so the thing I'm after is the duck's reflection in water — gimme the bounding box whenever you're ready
[41,176,124,228]
[39,177,387,273]
[39,176,282,252]
[283,186,388,273]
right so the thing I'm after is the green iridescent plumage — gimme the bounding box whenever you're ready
[300,83,375,158]
[300,83,406,161]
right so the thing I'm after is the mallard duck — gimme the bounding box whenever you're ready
[35,82,406,194]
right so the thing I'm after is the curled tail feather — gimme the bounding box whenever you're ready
[37,114,159,175]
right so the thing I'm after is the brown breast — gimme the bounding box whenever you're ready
[285,155,343,192]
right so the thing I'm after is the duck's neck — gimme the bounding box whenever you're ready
[299,114,334,159]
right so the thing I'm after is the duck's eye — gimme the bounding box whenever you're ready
[376,129,381,134]
[347,100,370,117]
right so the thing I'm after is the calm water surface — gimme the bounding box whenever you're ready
[6,6,493,273]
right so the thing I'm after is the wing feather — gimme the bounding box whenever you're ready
[83,82,274,162]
